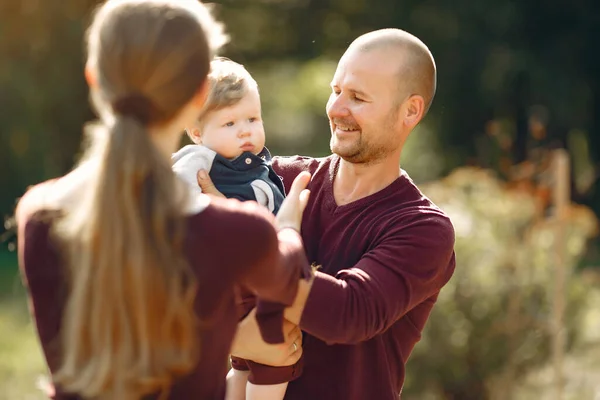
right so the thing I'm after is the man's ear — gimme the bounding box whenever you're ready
[401,94,425,129]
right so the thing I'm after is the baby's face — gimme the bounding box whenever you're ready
[197,88,266,159]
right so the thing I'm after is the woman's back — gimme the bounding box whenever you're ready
[18,176,307,399]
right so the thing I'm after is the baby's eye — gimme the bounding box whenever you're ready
[224,121,234,127]
[352,95,364,102]
[249,117,257,123]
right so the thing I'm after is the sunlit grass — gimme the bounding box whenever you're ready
[0,254,47,400]
[0,301,47,400]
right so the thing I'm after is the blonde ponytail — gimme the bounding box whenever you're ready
[54,115,197,399]
[49,1,228,396]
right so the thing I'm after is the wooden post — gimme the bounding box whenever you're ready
[551,149,570,400]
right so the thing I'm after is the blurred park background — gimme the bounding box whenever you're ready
[1,0,600,399]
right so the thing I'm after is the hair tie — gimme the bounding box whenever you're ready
[111,93,156,125]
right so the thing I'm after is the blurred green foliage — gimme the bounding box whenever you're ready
[1,0,599,218]
[404,167,598,399]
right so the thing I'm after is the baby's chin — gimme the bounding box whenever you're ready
[227,147,262,160]
[243,147,264,156]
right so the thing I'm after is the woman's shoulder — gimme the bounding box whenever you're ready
[16,164,94,227]
[16,179,60,227]
[16,179,64,283]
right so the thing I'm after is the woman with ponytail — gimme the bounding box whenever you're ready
[16,1,310,399]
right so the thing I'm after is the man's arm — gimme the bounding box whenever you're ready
[286,213,456,345]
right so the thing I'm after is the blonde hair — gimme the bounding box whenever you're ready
[194,57,257,124]
[52,0,227,398]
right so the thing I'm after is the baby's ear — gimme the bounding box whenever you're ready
[185,127,203,144]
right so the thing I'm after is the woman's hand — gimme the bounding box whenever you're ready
[230,309,303,366]
[276,172,311,232]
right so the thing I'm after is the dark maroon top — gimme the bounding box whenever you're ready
[17,182,308,400]
[272,155,456,400]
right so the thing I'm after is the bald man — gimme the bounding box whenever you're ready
[201,29,456,400]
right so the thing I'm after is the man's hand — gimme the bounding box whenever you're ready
[197,169,226,198]
[230,309,303,366]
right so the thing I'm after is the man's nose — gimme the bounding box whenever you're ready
[327,94,350,118]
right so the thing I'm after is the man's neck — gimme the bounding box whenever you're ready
[332,154,402,206]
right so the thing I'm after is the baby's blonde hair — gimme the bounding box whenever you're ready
[197,57,258,122]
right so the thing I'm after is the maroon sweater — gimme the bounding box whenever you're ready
[272,155,456,400]
[17,184,308,400]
